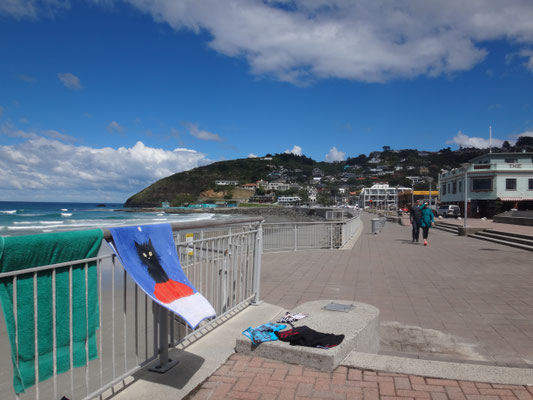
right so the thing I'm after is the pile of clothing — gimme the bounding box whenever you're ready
[242,312,344,349]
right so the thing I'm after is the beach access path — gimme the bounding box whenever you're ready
[260,212,533,367]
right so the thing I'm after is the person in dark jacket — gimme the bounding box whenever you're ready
[409,200,422,242]
[420,201,435,246]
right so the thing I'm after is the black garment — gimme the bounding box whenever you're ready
[410,206,422,223]
[275,326,344,349]
[411,219,420,242]
[410,206,422,241]
[422,226,430,239]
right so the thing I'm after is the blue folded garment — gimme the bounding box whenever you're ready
[242,323,286,345]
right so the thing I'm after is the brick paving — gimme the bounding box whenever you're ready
[187,354,533,400]
[260,213,533,366]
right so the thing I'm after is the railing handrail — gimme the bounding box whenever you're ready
[101,216,264,239]
[263,216,359,226]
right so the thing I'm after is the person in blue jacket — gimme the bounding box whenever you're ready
[420,201,434,246]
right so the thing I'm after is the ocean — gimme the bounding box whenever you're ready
[0,201,222,237]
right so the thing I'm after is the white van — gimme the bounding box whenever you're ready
[436,205,460,218]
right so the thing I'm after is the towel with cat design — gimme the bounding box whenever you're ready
[109,223,216,329]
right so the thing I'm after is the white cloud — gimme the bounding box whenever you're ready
[184,122,222,141]
[325,146,345,162]
[0,131,211,202]
[106,120,124,134]
[284,145,302,156]
[0,0,69,19]
[247,153,258,158]
[446,131,504,148]
[57,72,82,90]
[44,129,77,143]
[519,49,533,73]
[121,0,533,84]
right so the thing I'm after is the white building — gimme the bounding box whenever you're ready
[308,187,318,203]
[215,180,239,186]
[268,181,290,191]
[358,183,410,209]
[278,196,301,205]
[439,152,533,218]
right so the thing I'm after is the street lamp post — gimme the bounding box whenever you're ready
[461,163,471,228]
[427,177,434,210]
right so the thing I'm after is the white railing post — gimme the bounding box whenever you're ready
[252,221,263,304]
[294,223,297,251]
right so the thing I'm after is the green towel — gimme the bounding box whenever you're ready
[0,229,103,394]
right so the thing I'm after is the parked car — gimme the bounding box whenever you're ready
[436,205,460,218]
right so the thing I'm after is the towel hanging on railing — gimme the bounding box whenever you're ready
[0,229,103,394]
[109,223,216,329]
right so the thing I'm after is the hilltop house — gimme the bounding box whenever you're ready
[268,181,290,191]
[215,180,239,186]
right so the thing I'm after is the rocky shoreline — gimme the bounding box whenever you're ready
[121,206,333,223]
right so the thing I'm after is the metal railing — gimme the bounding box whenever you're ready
[0,217,263,400]
[262,212,361,252]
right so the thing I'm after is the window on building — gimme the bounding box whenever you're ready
[452,182,457,194]
[472,178,492,191]
[529,179,533,190]
[459,181,462,192]
[448,183,451,193]
[506,178,517,190]
[442,184,446,195]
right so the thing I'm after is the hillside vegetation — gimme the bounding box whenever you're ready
[124,154,341,207]
[124,142,533,208]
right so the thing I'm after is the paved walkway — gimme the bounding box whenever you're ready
[260,213,533,367]
[187,353,533,400]
[104,213,533,399]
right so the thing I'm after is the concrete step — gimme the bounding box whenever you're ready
[468,233,533,252]
[483,229,533,241]
[433,223,459,234]
[236,300,380,371]
[474,231,533,247]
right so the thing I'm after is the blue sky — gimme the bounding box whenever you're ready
[1,1,533,202]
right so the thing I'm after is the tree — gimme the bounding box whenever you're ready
[382,145,391,152]
[297,189,309,203]
[317,192,332,206]
[516,136,533,147]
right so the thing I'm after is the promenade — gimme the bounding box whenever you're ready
[3,213,533,399]
[186,213,533,399]
[260,213,533,367]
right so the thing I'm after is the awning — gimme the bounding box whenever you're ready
[498,197,533,201]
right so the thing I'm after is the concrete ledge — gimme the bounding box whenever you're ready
[458,226,485,236]
[343,352,533,386]
[235,300,380,371]
[494,216,533,226]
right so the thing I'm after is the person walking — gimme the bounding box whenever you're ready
[420,201,435,246]
[410,200,422,242]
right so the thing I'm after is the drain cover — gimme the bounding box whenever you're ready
[323,303,354,312]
